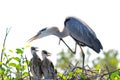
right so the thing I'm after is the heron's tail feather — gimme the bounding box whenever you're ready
[92,38,103,53]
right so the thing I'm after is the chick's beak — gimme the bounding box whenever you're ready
[34,47,39,52]
[35,49,39,52]
[27,36,38,43]
[47,52,51,56]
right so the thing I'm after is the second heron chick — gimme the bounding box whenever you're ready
[41,50,57,79]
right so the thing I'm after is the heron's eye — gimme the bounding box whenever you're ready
[40,27,47,32]
[36,27,47,35]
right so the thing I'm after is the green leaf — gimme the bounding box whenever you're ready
[0,69,3,74]
[8,63,16,67]
[2,46,6,52]
[24,60,30,66]
[75,68,82,74]
[6,57,13,64]
[16,48,24,54]
[22,72,29,78]
[21,65,27,71]
[58,73,63,77]
[58,73,67,80]
[9,49,14,53]
[0,67,5,74]
[62,76,67,80]
[16,64,20,70]
[13,57,21,62]
[0,61,2,65]
[95,64,101,71]
[68,71,73,77]
[80,73,87,80]
[110,70,120,79]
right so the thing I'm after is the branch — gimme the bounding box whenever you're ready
[100,69,120,79]
[0,27,11,63]
[25,55,31,80]
[0,27,11,80]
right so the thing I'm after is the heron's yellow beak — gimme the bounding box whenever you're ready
[27,36,38,42]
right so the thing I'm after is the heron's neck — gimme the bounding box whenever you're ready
[49,27,68,38]
[42,55,47,60]
[31,51,39,58]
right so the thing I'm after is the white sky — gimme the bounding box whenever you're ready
[0,0,120,66]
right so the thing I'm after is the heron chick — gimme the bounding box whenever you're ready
[41,50,57,79]
[30,47,43,80]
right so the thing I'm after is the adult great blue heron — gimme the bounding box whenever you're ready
[30,47,43,80]
[28,17,103,70]
[41,50,57,79]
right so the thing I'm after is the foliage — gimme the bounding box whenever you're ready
[0,28,120,79]
[92,49,119,71]
[56,49,91,70]
[0,47,120,80]
[56,50,78,70]
[0,47,30,80]
[56,49,120,80]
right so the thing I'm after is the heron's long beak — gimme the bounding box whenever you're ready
[27,36,38,43]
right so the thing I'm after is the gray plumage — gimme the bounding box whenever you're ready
[41,50,57,79]
[30,47,43,80]
[28,16,103,53]
[64,17,103,53]
[28,17,103,72]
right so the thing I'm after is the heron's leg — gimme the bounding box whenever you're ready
[58,38,61,45]
[59,38,76,54]
[74,42,77,54]
[79,46,85,73]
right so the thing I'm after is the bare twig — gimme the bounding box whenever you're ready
[25,55,31,80]
[100,69,120,79]
[105,64,110,79]
[0,27,11,63]
[0,27,11,80]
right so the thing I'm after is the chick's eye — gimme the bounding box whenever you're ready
[42,50,47,54]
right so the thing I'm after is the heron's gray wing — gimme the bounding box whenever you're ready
[78,18,97,37]
[65,17,103,53]
[49,62,54,72]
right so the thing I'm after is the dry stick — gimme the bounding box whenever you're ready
[25,55,31,80]
[100,69,120,79]
[105,65,110,79]
[0,27,11,63]
[0,27,11,80]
